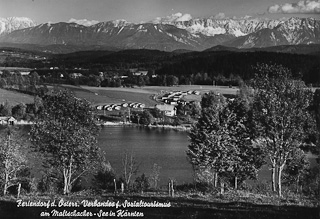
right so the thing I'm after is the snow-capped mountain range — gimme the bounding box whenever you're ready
[0,17,36,35]
[0,16,319,51]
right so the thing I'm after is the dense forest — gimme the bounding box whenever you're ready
[1,47,320,86]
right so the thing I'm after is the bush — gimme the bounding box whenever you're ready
[37,168,61,194]
[92,160,116,191]
[176,182,220,194]
[245,180,271,195]
[134,174,150,193]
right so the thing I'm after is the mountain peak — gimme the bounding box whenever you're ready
[0,16,319,52]
[110,19,130,26]
[0,16,36,35]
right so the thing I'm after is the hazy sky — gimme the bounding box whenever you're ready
[0,0,319,24]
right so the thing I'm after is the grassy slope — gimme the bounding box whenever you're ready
[79,85,238,107]
[0,88,34,105]
[56,85,158,107]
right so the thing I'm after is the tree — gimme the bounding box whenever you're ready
[139,111,154,125]
[0,127,28,195]
[0,100,12,116]
[33,95,43,114]
[92,155,115,191]
[134,174,150,193]
[312,89,320,160]
[121,151,139,190]
[29,90,100,194]
[137,76,145,87]
[12,103,26,120]
[251,63,313,196]
[29,71,40,86]
[283,148,310,193]
[225,97,265,189]
[187,92,235,189]
[1,70,11,78]
[0,78,7,88]
[166,75,179,86]
[314,89,320,132]
[149,163,161,189]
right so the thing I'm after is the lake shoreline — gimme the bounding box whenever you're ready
[99,121,191,131]
[10,120,192,132]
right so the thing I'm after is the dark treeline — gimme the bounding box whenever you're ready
[155,51,320,86]
[49,50,320,86]
[2,48,320,86]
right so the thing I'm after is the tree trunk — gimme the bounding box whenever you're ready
[271,165,276,192]
[220,181,225,195]
[114,179,117,194]
[277,165,284,197]
[63,168,68,195]
[3,172,9,196]
[3,136,10,196]
[63,166,73,195]
[214,172,218,188]
[234,176,238,190]
[212,172,215,187]
[296,174,300,193]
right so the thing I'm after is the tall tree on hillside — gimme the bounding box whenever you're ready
[1,70,11,78]
[29,90,100,194]
[187,92,236,189]
[29,71,40,86]
[314,90,320,130]
[12,103,27,120]
[312,89,320,162]
[121,151,139,189]
[149,163,161,190]
[251,63,313,196]
[1,100,12,116]
[0,127,29,195]
[226,97,265,189]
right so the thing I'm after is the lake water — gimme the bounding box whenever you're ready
[98,126,194,186]
[98,126,318,186]
[14,125,317,186]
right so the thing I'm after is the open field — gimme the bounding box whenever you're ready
[141,85,239,95]
[79,85,239,107]
[0,67,33,71]
[0,88,34,105]
[57,85,158,107]
[53,85,239,107]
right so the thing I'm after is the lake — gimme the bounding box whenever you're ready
[98,126,194,186]
[98,126,318,186]
[13,125,317,186]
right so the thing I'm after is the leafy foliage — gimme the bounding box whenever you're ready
[92,156,115,191]
[29,90,100,194]
[0,127,29,195]
[251,63,314,196]
[225,97,265,187]
[139,111,155,125]
[149,163,161,189]
[121,151,139,189]
[134,173,150,192]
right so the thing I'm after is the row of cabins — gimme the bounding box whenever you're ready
[161,90,201,105]
[96,102,146,111]
[95,102,177,117]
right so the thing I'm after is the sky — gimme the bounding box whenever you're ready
[0,0,319,25]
